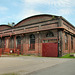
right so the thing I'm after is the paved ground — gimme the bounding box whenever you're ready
[0,56,72,75]
[28,59,75,75]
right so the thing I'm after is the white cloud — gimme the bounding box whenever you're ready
[19,0,73,19]
[25,0,49,4]
[24,0,71,7]
[58,8,72,15]
[1,0,74,24]
[18,9,42,19]
[0,16,12,24]
[0,6,8,11]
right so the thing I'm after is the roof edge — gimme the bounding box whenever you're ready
[60,16,75,29]
[0,24,12,28]
[14,14,59,27]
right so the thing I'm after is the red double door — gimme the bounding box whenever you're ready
[42,43,58,57]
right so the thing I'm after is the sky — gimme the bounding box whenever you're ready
[0,0,75,26]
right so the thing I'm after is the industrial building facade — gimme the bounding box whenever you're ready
[0,14,75,57]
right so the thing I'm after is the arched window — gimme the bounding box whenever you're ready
[30,34,35,50]
[0,38,2,48]
[9,36,14,48]
[71,36,73,50]
[46,31,54,37]
[2,37,5,48]
[6,38,9,48]
[16,36,21,49]
[65,33,68,50]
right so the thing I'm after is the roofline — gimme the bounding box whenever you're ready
[15,14,75,29]
[0,14,74,30]
[14,14,59,27]
[60,16,75,28]
[0,25,12,28]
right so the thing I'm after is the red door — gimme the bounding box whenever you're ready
[42,43,58,57]
[0,48,2,56]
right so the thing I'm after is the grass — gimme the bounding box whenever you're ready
[60,53,75,58]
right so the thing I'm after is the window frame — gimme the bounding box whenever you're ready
[65,33,68,50]
[71,36,73,50]
[29,34,35,50]
[46,31,54,37]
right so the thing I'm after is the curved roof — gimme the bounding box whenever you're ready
[14,14,58,27]
[0,25,12,31]
[0,24,12,27]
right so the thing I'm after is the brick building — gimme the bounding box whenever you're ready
[0,14,75,57]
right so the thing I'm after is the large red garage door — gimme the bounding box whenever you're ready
[42,43,58,57]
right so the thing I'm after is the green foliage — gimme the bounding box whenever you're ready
[8,22,15,26]
[60,53,75,58]
[52,16,56,19]
[8,22,12,26]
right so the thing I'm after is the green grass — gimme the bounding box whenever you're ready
[60,53,75,58]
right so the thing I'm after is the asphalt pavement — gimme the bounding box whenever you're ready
[0,56,73,75]
[27,59,75,75]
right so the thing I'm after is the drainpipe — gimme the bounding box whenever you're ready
[14,35,16,53]
[37,32,39,56]
[58,16,63,57]
[58,30,60,57]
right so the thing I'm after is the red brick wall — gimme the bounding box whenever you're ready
[0,15,75,57]
[62,20,75,34]
[22,30,58,56]
[61,19,75,55]
[74,37,75,52]
[62,31,75,55]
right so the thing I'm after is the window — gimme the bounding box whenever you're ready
[65,33,68,50]
[2,37,5,48]
[46,31,54,37]
[30,34,35,49]
[71,36,73,50]
[6,38,9,48]
[16,36,21,49]
[0,38,2,48]
[9,36,14,48]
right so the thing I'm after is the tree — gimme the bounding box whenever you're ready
[8,22,15,26]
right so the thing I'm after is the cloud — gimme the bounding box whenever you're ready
[0,6,8,11]
[19,0,73,19]
[0,16,12,24]
[25,0,71,7]
[0,0,74,25]
[58,8,72,15]
[18,9,42,19]
[0,6,8,15]
[25,0,49,4]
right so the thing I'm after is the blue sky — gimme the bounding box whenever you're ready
[0,0,75,26]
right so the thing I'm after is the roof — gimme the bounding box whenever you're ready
[14,14,75,29]
[0,14,75,31]
[14,14,59,27]
[0,24,12,27]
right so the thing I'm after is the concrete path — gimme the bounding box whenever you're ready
[28,59,75,75]
[0,56,72,75]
